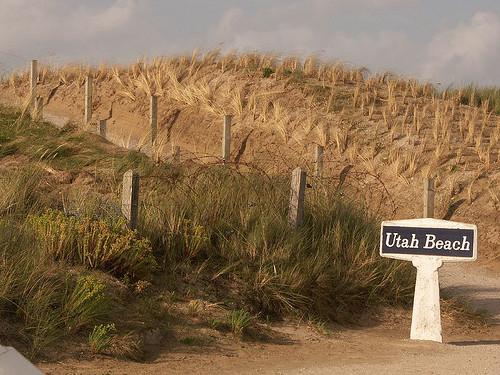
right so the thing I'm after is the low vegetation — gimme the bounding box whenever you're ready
[139,167,414,318]
[228,309,252,336]
[0,104,416,360]
[30,210,157,278]
[450,85,500,115]
[88,323,116,354]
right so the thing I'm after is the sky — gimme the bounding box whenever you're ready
[0,0,499,86]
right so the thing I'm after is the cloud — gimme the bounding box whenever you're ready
[211,5,416,74]
[87,0,137,33]
[0,1,498,86]
[0,0,139,66]
[420,11,500,85]
[0,0,137,39]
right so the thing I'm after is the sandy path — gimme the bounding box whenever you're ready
[235,262,500,375]
[39,262,500,375]
[441,262,500,323]
[291,262,500,375]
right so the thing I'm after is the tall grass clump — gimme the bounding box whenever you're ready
[62,275,109,333]
[0,219,110,356]
[139,167,414,320]
[0,167,42,215]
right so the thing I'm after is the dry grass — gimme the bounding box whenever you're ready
[2,52,498,187]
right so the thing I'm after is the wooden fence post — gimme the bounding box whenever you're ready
[315,144,324,177]
[122,170,140,230]
[172,145,181,163]
[30,60,38,110]
[288,167,307,229]
[33,97,43,121]
[423,177,435,218]
[98,119,106,137]
[222,115,232,163]
[150,95,158,146]
[84,76,93,124]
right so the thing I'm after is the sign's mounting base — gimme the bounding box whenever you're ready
[410,257,443,342]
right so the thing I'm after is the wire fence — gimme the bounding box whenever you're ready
[0,58,418,225]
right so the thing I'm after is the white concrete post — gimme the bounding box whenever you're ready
[122,170,139,230]
[288,167,307,229]
[315,144,324,177]
[29,60,38,111]
[84,75,93,124]
[150,95,159,161]
[222,115,232,163]
[412,179,441,341]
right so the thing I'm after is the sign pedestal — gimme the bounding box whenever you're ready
[410,257,443,342]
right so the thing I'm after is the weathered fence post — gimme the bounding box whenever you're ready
[172,145,181,163]
[122,170,140,230]
[288,167,307,229]
[423,177,435,218]
[30,60,38,111]
[150,95,158,146]
[84,75,93,124]
[315,144,324,177]
[33,97,43,121]
[222,114,232,163]
[98,119,106,137]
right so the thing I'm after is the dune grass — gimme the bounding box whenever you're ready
[451,85,500,115]
[139,167,415,320]
[0,100,417,359]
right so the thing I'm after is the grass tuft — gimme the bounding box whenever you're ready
[228,309,252,336]
[89,323,116,354]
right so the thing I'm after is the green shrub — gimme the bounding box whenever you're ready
[161,213,210,264]
[30,210,157,278]
[0,220,110,355]
[0,220,64,354]
[263,67,274,78]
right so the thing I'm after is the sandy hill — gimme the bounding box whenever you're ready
[1,51,499,263]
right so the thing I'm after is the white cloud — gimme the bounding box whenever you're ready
[88,0,136,32]
[0,0,139,65]
[211,5,416,73]
[421,11,500,85]
[0,1,498,85]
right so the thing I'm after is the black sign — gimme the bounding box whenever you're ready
[381,225,475,258]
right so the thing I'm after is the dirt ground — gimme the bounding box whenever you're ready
[38,261,500,375]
